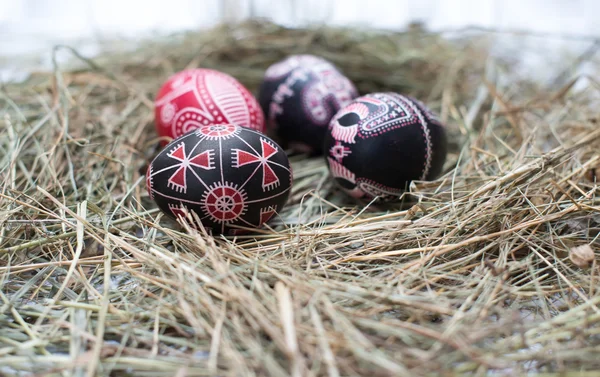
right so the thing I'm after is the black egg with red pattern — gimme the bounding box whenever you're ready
[147,124,292,235]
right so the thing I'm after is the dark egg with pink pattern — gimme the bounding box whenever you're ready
[324,92,447,202]
[258,54,358,155]
[146,124,292,235]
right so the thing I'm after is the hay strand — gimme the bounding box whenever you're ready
[2,20,600,376]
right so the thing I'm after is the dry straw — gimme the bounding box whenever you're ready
[1,20,600,376]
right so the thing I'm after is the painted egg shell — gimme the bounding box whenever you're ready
[154,68,265,144]
[324,92,447,202]
[146,124,292,235]
[258,54,358,155]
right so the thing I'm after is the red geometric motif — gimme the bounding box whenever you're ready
[201,182,248,224]
[166,142,215,193]
[232,138,281,191]
[233,150,260,166]
[168,203,189,221]
[259,206,277,224]
[262,165,278,189]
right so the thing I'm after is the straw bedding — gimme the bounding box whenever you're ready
[1,20,600,377]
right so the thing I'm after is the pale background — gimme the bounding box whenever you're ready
[1,0,599,82]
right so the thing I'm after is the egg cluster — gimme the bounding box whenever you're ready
[146,55,448,235]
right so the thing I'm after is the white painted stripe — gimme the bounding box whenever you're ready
[401,95,432,180]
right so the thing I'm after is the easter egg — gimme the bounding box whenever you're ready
[154,69,265,143]
[146,124,292,235]
[258,54,358,155]
[324,92,447,201]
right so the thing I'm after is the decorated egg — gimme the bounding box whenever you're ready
[324,92,447,201]
[258,54,358,155]
[146,124,292,235]
[154,68,265,144]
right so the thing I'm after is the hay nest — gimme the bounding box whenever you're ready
[1,20,600,376]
